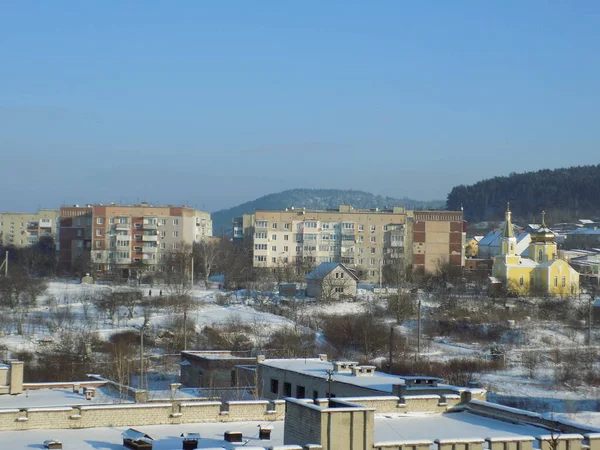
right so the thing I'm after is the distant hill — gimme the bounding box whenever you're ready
[446,165,600,223]
[212,189,444,235]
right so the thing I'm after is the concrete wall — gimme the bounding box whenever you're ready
[0,360,23,395]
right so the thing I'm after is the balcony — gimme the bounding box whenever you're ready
[115,258,131,265]
[142,235,158,242]
[143,223,157,230]
[142,246,158,253]
[115,223,130,231]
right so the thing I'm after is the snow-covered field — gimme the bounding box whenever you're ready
[2,281,600,422]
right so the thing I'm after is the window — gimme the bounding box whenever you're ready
[530,274,535,287]
[173,219,179,225]
[370,258,375,265]
[284,382,292,397]
[134,246,142,251]
[77,229,83,237]
[343,222,354,229]
[519,275,524,286]
[255,244,267,250]
[322,223,330,229]
[554,276,558,287]
[296,246,301,252]
[538,249,543,262]
[95,252,102,260]
[76,218,82,226]
[272,246,277,251]
[255,232,267,239]
[284,223,290,229]
[119,217,128,224]
[358,236,364,243]
[160,242,166,249]
[160,219,167,225]
[370,236,376,243]
[562,276,566,288]
[284,246,288,252]
[296,385,306,398]
[305,221,317,228]
[270,379,279,394]
[371,248,376,254]
[272,223,277,229]
[97,217,103,224]
[135,234,142,241]
[313,390,319,401]
[173,231,178,238]
[255,255,266,262]
[335,287,344,293]
[284,235,289,241]
[96,229,102,237]
[95,241,102,248]
[383,225,388,231]
[340,272,344,278]
[271,234,276,240]
[161,231,166,237]
[272,257,276,263]
[135,223,142,228]
[369,270,376,277]
[109,218,115,224]
[172,243,179,249]
[358,224,364,231]
[370,225,376,232]
[358,247,364,254]
[256,220,268,228]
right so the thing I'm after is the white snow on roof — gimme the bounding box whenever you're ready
[0,421,285,449]
[373,411,546,444]
[0,410,555,448]
[0,387,128,408]
[261,359,446,393]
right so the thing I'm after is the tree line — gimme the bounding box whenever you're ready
[447,164,600,223]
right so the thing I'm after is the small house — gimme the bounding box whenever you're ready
[305,263,358,300]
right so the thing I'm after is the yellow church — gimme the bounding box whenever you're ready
[491,204,579,296]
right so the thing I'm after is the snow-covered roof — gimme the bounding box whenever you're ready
[0,387,126,409]
[374,411,546,443]
[0,410,552,449]
[505,259,538,268]
[305,262,358,281]
[260,358,443,392]
[567,228,600,235]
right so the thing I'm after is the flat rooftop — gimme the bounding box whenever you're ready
[374,411,547,445]
[260,358,443,393]
[0,410,551,449]
[0,421,285,449]
[0,386,128,408]
[181,351,254,360]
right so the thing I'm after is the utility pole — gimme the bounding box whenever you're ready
[417,299,422,355]
[139,326,145,391]
[389,326,393,374]
[191,256,194,289]
[183,310,187,351]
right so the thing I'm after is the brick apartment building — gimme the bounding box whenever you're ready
[0,210,60,247]
[412,210,466,273]
[58,203,211,277]
[236,205,465,282]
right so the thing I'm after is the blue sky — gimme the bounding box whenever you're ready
[1,1,599,212]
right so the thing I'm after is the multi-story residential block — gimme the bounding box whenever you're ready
[0,210,60,247]
[58,203,212,276]
[237,205,409,283]
[237,205,465,282]
[411,210,466,274]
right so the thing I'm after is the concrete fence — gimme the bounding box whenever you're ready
[0,398,288,431]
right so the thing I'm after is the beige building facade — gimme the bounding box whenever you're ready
[58,203,211,276]
[0,210,59,247]
[239,205,464,282]
[240,205,409,283]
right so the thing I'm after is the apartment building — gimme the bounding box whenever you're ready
[237,205,410,283]
[0,210,60,247]
[412,210,466,273]
[58,203,212,276]
[237,206,465,282]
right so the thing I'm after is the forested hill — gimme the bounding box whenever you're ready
[212,188,444,235]
[447,165,600,222]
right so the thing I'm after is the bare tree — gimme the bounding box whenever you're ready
[194,240,222,287]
